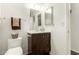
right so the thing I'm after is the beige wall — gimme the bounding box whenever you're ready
[0,3,30,54]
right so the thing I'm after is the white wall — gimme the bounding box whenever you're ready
[40,3,69,55]
[47,3,68,55]
[0,3,69,55]
[27,3,68,54]
[71,4,79,53]
[0,3,30,54]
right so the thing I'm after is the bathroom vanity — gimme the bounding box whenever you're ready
[27,31,51,55]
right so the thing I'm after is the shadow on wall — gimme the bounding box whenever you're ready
[21,33,28,55]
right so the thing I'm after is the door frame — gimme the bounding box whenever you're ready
[66,3,71,55]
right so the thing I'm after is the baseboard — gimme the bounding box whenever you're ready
[50,51,57,55]
[71,50,79,55]
[71,49,79,53]
[23,53,28,55]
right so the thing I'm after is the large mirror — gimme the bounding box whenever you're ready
[45,7,53,25]
[30,8,41,26]
[28,3,53,30]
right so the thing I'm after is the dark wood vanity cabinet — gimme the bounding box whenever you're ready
[28,32,51,55]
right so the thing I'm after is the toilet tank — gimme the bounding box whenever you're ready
[8,37,22,49]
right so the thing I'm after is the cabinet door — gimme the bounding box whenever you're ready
[39,33,51,53]
[44,33,51,52]
[32,34,41,53]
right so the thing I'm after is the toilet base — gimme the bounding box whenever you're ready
[5,47,23,55]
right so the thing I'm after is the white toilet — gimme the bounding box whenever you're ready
[5,37,23,55]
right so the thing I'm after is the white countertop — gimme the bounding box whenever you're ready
[27,30,51,34]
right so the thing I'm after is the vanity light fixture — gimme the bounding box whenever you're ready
[25,3,51,12]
